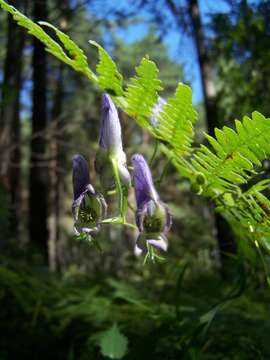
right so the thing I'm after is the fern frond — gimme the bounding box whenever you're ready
[0,0,95,81]
[156,83,198,156]
[89,40,124,97]
[125,57,163,129]
[244,180,270,196]
[192,112,270,194]
[39,22,95,80]
[215,183,270,250]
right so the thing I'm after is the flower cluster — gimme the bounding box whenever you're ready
[72,94,172,258]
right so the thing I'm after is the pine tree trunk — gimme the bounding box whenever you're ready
[188,0,237,276]
[29,0,48,262]
[48,0,70,270]
[0,0,26,240]
[48,63,64,271]
[188,0,217,135]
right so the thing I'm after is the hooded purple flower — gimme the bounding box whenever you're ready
[95,94,131,190]
[72,154,107,236]
[132,154,172,252]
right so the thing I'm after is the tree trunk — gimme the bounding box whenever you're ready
[188,0,217,135]
[48,63,64,271]
[29,0,48,262]
[48,0,69,271]
[0,0,26,240]
[188,0,237,276]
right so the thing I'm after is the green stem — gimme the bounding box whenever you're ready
[149,139,159,166]
[110,157,125,221]
[101,217,136,230]
[123,222,137,230]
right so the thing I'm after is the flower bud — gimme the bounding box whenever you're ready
[196,172,206,185]
[132,154,172,252]
[95,94,131,190]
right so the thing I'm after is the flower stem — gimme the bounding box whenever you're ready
[149,139,159,166]
[123,222,137,230]
[111,157,126,221]
[101,217,136,230]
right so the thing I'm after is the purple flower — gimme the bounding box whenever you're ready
[132,154,172,252]
[72,154,107,236]
[99,94,122,152]
[149,96,167,127]
[95,94,131,190]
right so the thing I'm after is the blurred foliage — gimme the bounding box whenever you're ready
[0,258,270,359]
[211,0,270,122]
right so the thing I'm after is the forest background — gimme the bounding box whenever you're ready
[1,0,270,359]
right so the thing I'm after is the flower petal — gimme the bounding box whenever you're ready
[132,154,172,253]
[132,154,158,209]
[147,235,168,251]
[72,184,107,236]
[100,93,123,152]
[96,94,131,190]
[136,233,168,252]
[164,205,173,234]
[134,244,143,256]
[72,154,91,200]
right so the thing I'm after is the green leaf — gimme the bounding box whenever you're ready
[156,83,198,156]
[125,57,162,129]
[245,180,270,195]
[39,22,95,80]
[99,324,128,359]
[193,112,270,193]
[90,40,124,96]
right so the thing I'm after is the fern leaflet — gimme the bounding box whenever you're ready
[192,112,270,194]
[125,57,162,130]
[156,83,198,156]
[90,40,124,97]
